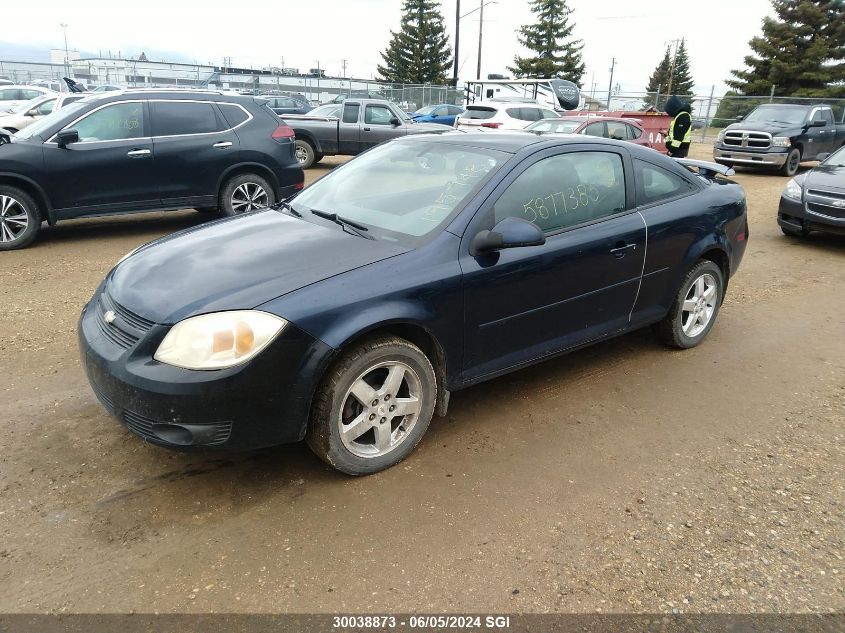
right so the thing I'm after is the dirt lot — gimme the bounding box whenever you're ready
[1,144,843,614]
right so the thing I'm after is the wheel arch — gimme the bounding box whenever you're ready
[311,319,453,422]
[0,173,52,223]
[217,163,280,200]
[292,130,322,154]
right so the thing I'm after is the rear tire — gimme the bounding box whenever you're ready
[219,174,275,217]
[779,148,801,177]
[654,260,724,349]
[294,139,316,169]
[0,185,40,251]
[307,336,437,476]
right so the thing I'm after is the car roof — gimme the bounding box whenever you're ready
[467,102,547,109]
[81,89,255,103]
[399,130,652,154]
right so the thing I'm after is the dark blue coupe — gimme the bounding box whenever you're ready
[80,133,748,475]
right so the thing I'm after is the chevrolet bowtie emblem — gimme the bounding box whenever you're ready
[104,310,116,324]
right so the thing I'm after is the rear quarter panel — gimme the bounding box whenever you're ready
[631,179,747,326]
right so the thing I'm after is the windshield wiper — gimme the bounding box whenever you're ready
[272,199,303,217]
[311,209,374,239]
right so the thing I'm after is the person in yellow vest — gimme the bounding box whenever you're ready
[664,95,693,158]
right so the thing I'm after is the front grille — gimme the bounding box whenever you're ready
[806,189,845,220]
[95,292,154,350]
[723,130,772,149]
[123,410,233,446]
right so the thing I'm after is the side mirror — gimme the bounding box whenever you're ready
[26,109,39,117]
[55,129,79,148]
[471,217,545,255]
[810,119,826,128]
[390,116,401,126]
[735,115,744,122]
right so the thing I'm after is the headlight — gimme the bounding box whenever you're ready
[154,311,287,370]
[772,136,791,147]
[783,178,803,201]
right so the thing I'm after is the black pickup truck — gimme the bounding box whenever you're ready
[713,103,845,176]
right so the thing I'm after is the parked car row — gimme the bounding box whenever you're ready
[0,92,88,133]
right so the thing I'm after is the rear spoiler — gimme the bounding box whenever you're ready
[673,158,735,179]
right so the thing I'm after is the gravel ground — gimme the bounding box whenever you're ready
[0,145,843,614]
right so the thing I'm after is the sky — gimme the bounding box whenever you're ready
[0,0,774,96]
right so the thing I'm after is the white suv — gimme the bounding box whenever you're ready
[456,101,559,131]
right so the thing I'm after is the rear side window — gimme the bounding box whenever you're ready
[506,107,541,122]
[21,89,44,100]
[342,104,360,123]
[151,101,224,136]
[218,103,250,128]
[462,107,495,120]
[635,159,697,206]
[0,89,20,100]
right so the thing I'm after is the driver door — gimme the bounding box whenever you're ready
[459,146,645,382]
[360,104,401,150]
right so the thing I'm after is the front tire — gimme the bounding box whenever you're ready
[0,186,40,251]
[654,260,724,349]
[219,174,275,217]
[294,139,316,169]
[779,148,801,177]
[307,336,437,475]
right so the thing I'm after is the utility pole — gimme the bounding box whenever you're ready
[60,23,70,78]
[476,0,484,80]
[606,57,616,110]
[453,0,461,86]
[341,59,348,78]
[316,60,321,103]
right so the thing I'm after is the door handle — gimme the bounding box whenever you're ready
[363,127,372,131]
[610,242,636,258]
[213,141,233,149]
[126,149,151,158]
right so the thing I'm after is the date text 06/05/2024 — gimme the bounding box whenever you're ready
[332,615,512,629]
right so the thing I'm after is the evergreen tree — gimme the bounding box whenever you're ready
[508,0,585,83]
[644,46,672,108]
[377,0,453,85]
[670,39,695,99]
[727,0,845,97]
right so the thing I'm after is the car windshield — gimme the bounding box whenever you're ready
[743,106,808,125]
[290,140,506,243]
[309,104,340,117]
[13,100,89,139]
[527,119,582,133]
[824,145,845,167]
[415,106,436,115]
[6,96,47,114]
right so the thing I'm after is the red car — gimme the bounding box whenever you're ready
[525,116,662,152]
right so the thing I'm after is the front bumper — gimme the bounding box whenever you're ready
[713,146,788,167]
[78,290,334,451]
[778,193,845,235]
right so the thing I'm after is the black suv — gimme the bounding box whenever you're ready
[0,90,303,250]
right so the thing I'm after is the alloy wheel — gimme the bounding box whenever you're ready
[230,182,269,214]
[338,361,423,459]
[294,145,309,165]
[681,273,718,338]
[0,195,29,244]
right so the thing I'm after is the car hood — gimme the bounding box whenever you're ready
[724,121,800,134]
[804,164,845,191]
[108,210,408,324]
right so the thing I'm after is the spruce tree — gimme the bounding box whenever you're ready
[377,0,453,85]
[670,39,695,99]
[727,0,845,97]
[644,46,672,107]
[508,0,585,83]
